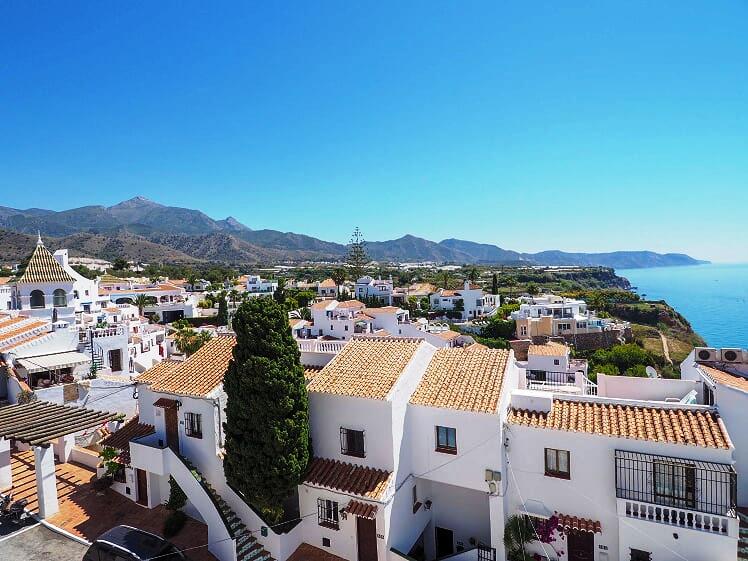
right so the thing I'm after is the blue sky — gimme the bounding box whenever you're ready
[1,2,746,261]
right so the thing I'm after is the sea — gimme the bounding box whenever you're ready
[616,263,748,348]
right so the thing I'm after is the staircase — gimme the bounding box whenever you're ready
[83,337,104,371]
[180,456,274,561]
[738,509,748,560]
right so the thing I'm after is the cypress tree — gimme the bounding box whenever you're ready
[223,298,310,522]
[216,296,228,326]
[491,273,499,295]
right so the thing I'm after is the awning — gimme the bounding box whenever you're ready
[557,513,602,534]
[153,397,178,409]
[345,500,378,519]
[0,401,116,445]
[17,351,91,374]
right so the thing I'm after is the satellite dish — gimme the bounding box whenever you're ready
[646,366,659,379]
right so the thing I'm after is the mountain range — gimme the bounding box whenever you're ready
[0,197,708,269]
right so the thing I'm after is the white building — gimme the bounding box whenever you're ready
[429,281,500,321]
[318,278,338,299]
[99,279,197,322]
[355,276,394,305]
[517,342,590,391]
[0,277,12,311]
[246,275,278,295]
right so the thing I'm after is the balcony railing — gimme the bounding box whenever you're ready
[296,339,347,353]
[615,450,737,518]
[618,498,735,535]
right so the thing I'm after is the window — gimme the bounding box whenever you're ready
[29,289,45,308]
[557,323,571,332]
[436,426,457,454]
[545,448,570,479]
[53,289,67,307]
[412,484,422,513]
[520,325,528,336]
[184,413,202,439]
[653,461,695,508]
[340,428,365,457]
[553,359,560,366]
[113,466,126,483]
[317,498,339,530]
[344,325,349,331]
[630,549,651,561]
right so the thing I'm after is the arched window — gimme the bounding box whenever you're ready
[30,290,45,308]
[53,289,67,307]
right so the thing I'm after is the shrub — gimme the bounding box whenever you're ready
[163,510,187,538]
[165,476,187,511]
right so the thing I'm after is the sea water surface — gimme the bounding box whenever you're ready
[616,263,748,348]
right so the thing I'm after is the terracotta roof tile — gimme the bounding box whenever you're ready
[345,500,378,519]
[507,399,730,449]
[303,366,323,383]
[307,338,422,399]
[135,360,180,384]
[528,342,569,356]
[699,364,748,393]
[319,279,337,288]
[18,243,75,284]
[304,457,392,499]
[148,335,236,397]
[410,347,509,413]
[287,544,347,561]
[557,513,601,534]
[0,320,49,347]
[100,415,155,464]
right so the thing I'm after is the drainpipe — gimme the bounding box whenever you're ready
[213,397,224,449]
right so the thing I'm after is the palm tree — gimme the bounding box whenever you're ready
[503,515,535,561]
[331,268,347,298]
[134,294,156,317]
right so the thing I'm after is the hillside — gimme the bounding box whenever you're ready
[0,197,709,267]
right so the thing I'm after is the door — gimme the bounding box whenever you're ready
[435,527,454,558]
[356,516,378,561]
[165,406,179,452]
[567,530,594,561]
[136,469,148,506]
[108,349,122,372]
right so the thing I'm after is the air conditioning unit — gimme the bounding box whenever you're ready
[695,347,718,362]
[720,348,743,363]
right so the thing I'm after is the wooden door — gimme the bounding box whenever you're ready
[356,516,378,561]
[108,349,122,372]
[435,527,454,558]
[136,469,148,506]
[567,531,594,561]
[165,406,179,452]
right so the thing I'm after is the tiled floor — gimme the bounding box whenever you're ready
[5,450,217,561]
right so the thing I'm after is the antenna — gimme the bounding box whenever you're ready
[645,366,659,379]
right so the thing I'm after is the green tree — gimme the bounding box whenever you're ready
[223,298,310,523]
[346,227,369,280]
[273,277,287,305]
[216,297,229,326]
[112,257,129,271]
[491,273,499,295]
[503,514,535,561]
[468,268,479,283]
[526,283,540,295]
[331,268,347,298]
[441,271,451,289]
[134,294,156,317]
[174,329,212,356]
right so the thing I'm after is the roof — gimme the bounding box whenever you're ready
[307,338,422,399]
[303,366,323,383]
[100,416,155,464]
[346,500,378,519]
[507,399,731,449]
[148,335,236,397]
[311,300,335,311]
[287,544,347,561]
[17,351,90,373]
[0,319,50,350]
[304,457,392,499]
[336,300,365,309]
[17,242,75,284]
[699,364,748,393]
[360,306,401,315]
[436,330,460,341]
[134,360,180,384]
[557,513,601,534]
[528,342,569,357]
[0,401,116,445]
[319,278,337,288]
[410,348,510,413]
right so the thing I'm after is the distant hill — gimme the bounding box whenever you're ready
[0,197,709,268]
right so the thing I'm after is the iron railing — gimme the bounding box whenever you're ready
[615,450,736,517]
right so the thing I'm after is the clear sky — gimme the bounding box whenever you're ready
[1,2,746,261]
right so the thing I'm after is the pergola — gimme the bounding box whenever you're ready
[0,401,116,517]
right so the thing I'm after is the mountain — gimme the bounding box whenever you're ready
[0,198,709,268]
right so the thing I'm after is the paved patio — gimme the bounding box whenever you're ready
[5,450,217,561]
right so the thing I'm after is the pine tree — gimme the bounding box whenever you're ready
[491,273,499,295]
[223,298,310,523]
[216,297,228,326]
[346,227,369,280]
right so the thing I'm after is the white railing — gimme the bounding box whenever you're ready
[618,498,738,537]
[296,339,347,353]
[581,374,598,396]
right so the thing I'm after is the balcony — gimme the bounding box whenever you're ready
[296,339,347,354]
[615,450,738,536]
[129,433,168,475]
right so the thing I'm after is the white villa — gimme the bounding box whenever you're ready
[246,275,278,296]
[355,276,394,305]
[92,333,745,561]
[429,281,500,321]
